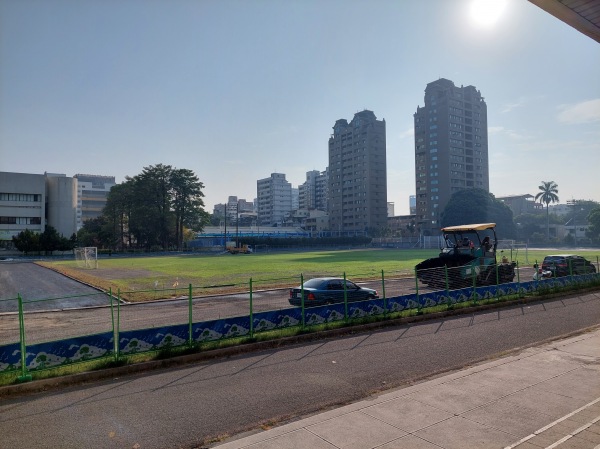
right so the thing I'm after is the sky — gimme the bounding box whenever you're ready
[1,0,599,215]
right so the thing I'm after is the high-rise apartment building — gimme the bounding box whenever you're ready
[414,79,489,235]
[256,173,292,226]
[328,110,387,233]
[298,169,329,211]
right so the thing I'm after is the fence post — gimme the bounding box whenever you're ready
[116,288,121,361]
[516,261,522,298]
[414,267,420,312]
[249,278,254,338]
[343,272,348,321]
[569,258,573,279]
[472,266,477,305]
[381,270,387,316]
[444,266,450,309]
[300,273,305,329]
[188,284,193,348]
[495,263,500,302]
[17,294,32,383]
[109,288,118,362]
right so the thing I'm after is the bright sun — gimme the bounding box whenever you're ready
[469,0,508,27]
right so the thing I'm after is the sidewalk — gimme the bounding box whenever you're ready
[213,327,600,449]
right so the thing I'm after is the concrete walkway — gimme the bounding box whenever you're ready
[213,327,600,449]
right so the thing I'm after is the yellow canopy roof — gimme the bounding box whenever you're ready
[441,223,496,232]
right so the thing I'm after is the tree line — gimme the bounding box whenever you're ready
[11,227,75,255]
[11,175,600,254]
[438,184,600,245]
[77,164,208,251]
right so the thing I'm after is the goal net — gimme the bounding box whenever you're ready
[74,247,98,269]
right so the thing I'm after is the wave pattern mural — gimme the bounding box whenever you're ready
[1,274,598,374]
[0,333,113,372]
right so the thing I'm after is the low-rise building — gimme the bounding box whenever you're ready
[497,194,542,216]
[0,171,79,247]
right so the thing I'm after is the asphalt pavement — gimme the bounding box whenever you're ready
[0,261,108,313]
[213,327,600,449]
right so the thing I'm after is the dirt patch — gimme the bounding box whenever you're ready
[88,267,156,280]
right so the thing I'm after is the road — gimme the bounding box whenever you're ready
[1,290,599,449]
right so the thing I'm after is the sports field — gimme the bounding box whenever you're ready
[40,248,600,296]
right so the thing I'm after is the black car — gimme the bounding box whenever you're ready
[541,254,596,277]
[288,277,378,307]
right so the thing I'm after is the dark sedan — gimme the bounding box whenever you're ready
[288,277,378,307]
[541,254,597,277]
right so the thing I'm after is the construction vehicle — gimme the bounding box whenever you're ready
[415,223,515,289]
[226,243,253,254]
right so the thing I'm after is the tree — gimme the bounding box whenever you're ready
[39,226,73,255]
[103,180,136,250]
[77,216,112,248]
[534,181,559,240]
[171,168,206,250]
[83,164,208,251]
[440,189,516,239]
[133,164,175,249]
[12,229,40,255]
[513,213,560,243]
[587,207,600,243]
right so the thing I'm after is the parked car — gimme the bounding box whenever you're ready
[288,277,378,307]
[541,255,596,277]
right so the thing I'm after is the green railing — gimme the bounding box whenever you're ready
[1,260,599,383]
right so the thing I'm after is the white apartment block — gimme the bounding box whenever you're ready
[257,173,292,227]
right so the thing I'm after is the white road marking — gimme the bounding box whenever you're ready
[544,414,600,449]
[503,397,600,449]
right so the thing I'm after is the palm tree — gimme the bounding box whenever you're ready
[535,181,559,240]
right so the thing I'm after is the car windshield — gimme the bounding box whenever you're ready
[544,256,566,264]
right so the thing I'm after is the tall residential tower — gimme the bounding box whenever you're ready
[328,110,387,234]
[414,79,489,235]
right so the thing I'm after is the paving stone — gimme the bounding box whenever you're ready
[307,410,407,449]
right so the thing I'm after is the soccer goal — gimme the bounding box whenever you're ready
[74,247,98,269]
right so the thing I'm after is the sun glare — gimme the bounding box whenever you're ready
[469,0,508,27]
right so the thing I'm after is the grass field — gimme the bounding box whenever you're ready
[40,248,600,298]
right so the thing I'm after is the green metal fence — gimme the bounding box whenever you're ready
[1,258,599,383]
